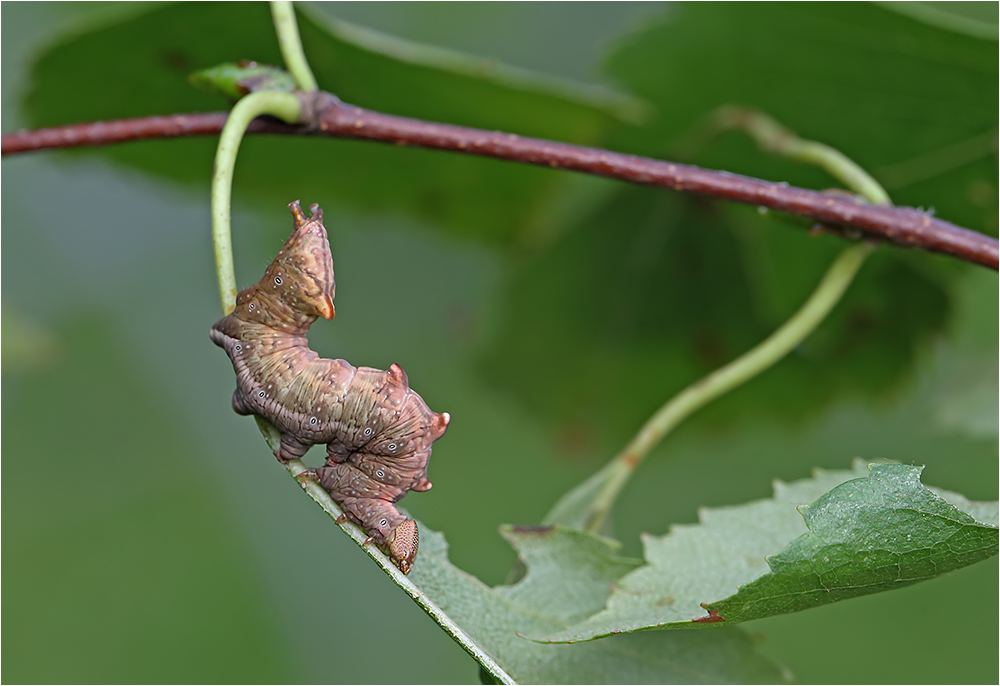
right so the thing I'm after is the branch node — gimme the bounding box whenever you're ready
[298,90,341,131]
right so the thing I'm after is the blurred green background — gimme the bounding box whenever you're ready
[3,2,997,683]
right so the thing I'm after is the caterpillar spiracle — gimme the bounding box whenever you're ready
[210,201,450,573]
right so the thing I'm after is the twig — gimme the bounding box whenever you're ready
[2,101,996,270]
[1,113,232,151]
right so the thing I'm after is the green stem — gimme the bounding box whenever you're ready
[712,106,891,205]
[270,1,318,91]
[547,112,890,532]
[581,241,873,532]
[211,90,301,313]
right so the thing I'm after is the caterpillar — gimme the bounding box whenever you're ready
[210,200,450,573]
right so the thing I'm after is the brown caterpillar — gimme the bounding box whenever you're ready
[210,201,449,573]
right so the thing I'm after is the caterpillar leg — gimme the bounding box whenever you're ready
[275,434,310,463]
[325,442,351,465]
[299,465,420,574]
[295,473,362,526]
[295,468,318,484]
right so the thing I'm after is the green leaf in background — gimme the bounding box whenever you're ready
[6,3,996,683]
[483,185,949,439]
[531,461,997,643]
[2,314,293,683]
[24,2,639,244]
[1,306,57,372]
[481,2,998,436]
[478,1,999,438]
[919,267,1000,441]
[605,2,998,235]
[407,525,786,683]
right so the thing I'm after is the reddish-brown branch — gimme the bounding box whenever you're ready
[3,98,997,270]
[2,114,220,151]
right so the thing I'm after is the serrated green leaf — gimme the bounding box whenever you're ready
[407,525,786,683]
[494,525,642,623]
[24,3,638,244]
[706,463,998,623]
[532,461,998,643]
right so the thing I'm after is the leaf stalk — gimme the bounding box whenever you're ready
[548,114,890,533]
[211,90,302,313]
[576,241,873,533]
[270,1,318,91]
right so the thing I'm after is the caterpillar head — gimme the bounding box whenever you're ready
[264,200,336,320]
[387,518,419,574]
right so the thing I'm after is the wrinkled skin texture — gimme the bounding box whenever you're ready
[211,201,449,573]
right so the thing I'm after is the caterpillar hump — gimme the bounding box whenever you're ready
[211,201,449,573]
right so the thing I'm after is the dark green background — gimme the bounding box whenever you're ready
[3,2,997,683]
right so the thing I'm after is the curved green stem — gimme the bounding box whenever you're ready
[710,106,891,205]
[211,90,301,313]
[558,241,873,532]
[546,113,890,532]
[270,1,317,91]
